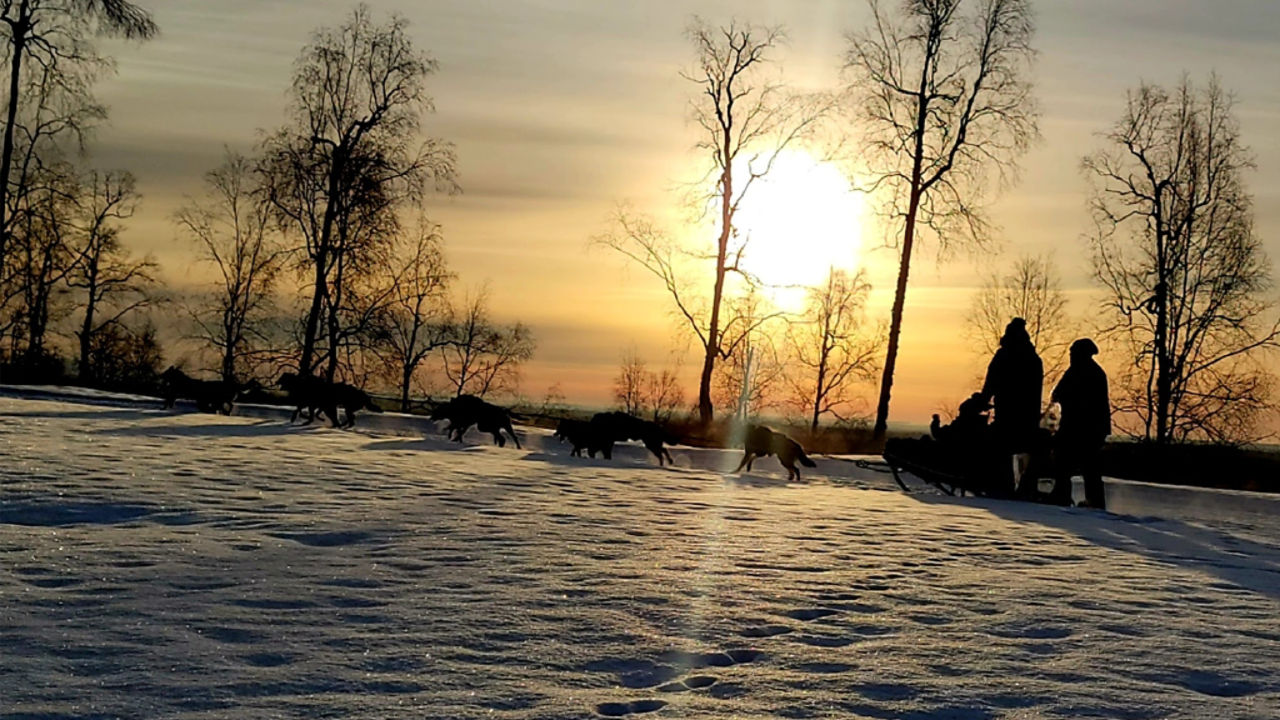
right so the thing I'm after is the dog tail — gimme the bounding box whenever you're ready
[798,448,817,467]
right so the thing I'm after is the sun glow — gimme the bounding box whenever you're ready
[732,150,867,310]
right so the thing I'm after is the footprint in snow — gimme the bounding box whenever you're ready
[656,675,718,693]
[596,699,668,716]
[783,608,840,621]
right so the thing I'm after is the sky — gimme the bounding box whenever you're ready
[88,0,1280,424]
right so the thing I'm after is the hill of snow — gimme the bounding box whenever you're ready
[3,395,1279,718]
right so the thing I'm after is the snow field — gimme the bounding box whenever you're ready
[3,396,1280,719]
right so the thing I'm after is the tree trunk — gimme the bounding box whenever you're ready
[400,364,412,412]
[221,337,237,384]
[78,290,97,382]
[698,142,735,427]
[872,191,921,442]
[299,255,326,376]
[0,9,28,265]
[1154,280,1171,444]
[696,331,718,425]
[299,149,345,376]
[872,51,934,443]
[324,245,345,384]
[811,358,826,433]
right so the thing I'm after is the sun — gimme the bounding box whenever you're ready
[732,150,867,309]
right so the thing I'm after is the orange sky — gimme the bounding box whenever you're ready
[86,0,1280,426]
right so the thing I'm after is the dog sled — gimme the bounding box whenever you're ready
[856,392,1042,499]
[857,437,1017,498]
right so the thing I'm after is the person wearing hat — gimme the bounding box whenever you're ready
[980,317,1044,497]
[1049,338,1111,508]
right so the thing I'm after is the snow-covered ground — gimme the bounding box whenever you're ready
[3,395,1280,719]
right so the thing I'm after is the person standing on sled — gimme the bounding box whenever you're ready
[1050,339,1111,508]
[980,318,1044,497]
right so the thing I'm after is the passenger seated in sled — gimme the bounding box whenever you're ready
[931,392,992,446]
[884,392,1015,498]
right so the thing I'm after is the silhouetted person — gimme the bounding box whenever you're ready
[981,318,1043,496]
[931,392,991,447]
[1050,338,1111,508]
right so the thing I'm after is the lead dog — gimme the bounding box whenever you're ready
[734,425,816,481]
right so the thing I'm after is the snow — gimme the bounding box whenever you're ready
[3,394,1280,719]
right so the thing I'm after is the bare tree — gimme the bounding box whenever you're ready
[1084,76,1279,445]
[967,254,1072,383]
[712,287,785,420]
[785,268,881,431]
[7,162,77,364]
[439,287,535,398]
[375,218,452,411]
[844,0,1039,440]
[600,18,825,426]
[613,348,646,415]
[0,0,156,269]
[176,149,285,383]
[260,5,456,378]
[642,361,685,424]
[538,382,567,416]
[614,348,686,422]
[65,169,155,382]
[0,42,112,355]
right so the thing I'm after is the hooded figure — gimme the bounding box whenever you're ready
[981,319,1044,495]
[1050,338,1111,508]
[982,319,1045,442]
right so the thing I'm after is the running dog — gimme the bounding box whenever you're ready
[734,425,817,481]
[160,367,243,415]
[277,372,382,428]
[554,418,602,457]
[589,411,676,465]
[430,395,521,448]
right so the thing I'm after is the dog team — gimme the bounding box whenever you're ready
[158,366,817,479]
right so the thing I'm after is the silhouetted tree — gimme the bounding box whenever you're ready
[0,0,156,271]
[967,254,1071,384]
[539,382,567,416]
[643,363,685,424]
[374,218,452,411]
[177,149,285,383]
[65,169,155,382]
[1084,76,1279,445]
[785,268,881,431]
[613,348,646,416]
[439,287,535,398]
[260,5,456,378]
[600,18,824,426]
[712,288,784,419]
[86,317,160,392]
[8,162,77,362]
[614,348,686,423]
[844,0,1039,440]
[0,43,114,357]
